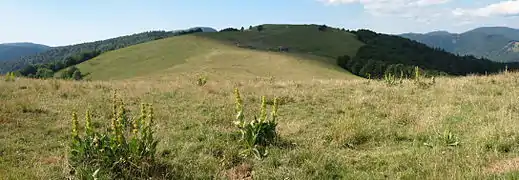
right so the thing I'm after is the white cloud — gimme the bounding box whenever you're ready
[453,0,519,17]
[319,0,453,26]
[319,0,519,33]
[321,0,451,16]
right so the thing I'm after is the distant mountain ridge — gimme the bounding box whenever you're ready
[0,42,50,62]
[400,27,519,62]
[468,27,519,40]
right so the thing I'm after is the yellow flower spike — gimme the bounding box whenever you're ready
[234,88,243,111]
[112,90,118,116]
[85,109,93,136]
[114,105,126,144]
[71,112,79,139]
[260,96,267,122]
[110,117,117,135]
[111,91,118,133]
[234,88,244,124]
[133,103,146,135]
[414,66,420,80]
[148,103,154,127]
[116,106,124,126]
[271,97,278,122]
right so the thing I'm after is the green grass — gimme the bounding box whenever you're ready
[67,34,357,81]
[57,24,363,81]
[197,24,364,62]
[4,73,519,179]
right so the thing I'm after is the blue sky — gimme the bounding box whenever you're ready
[1,0,518,46]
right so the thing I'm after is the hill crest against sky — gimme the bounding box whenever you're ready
[0,43,49,62]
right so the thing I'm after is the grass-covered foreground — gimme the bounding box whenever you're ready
[3,72,519,179]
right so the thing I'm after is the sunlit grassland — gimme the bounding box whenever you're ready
[3,72,519,179]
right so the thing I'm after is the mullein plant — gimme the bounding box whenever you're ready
[414,66,421,81]
[233,88,279,159]
[413,66,435,89]
[196,76,207,86]
[68,91,159,179]
[384,73,399,86]
[4,72,15,82]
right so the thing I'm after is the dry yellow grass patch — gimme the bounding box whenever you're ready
[487,157,519,174]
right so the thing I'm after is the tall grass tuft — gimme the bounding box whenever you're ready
[233,88,279,159]
[67,91,160,179]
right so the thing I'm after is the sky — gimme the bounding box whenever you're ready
[1,0,518,46]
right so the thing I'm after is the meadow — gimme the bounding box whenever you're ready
[3,71,519,179]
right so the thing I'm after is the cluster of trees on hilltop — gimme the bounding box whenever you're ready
[220,28,241,32]
[17,50,100,79]
[338,29,519,78]
[0,28,205,74]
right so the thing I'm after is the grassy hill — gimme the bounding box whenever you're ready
[65,25,364,81]
[196,24,364,61]
[0,43,49,61]
[400,27,519,62]
[0,28,207,74]
[71,35,356,81]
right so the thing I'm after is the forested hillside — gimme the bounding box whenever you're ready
[0,43,50,61]
[339,29,518,79]
[0,28,206,74]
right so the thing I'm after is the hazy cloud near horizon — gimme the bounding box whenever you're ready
[453,0,519,17]
[320,0,518,28]
[321,0,519,17]
[321,0,451,16]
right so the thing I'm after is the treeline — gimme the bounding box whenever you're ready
[0,28,204,74]
[338,29,519,78]
[220,27,241,32]
[17,50,100,79]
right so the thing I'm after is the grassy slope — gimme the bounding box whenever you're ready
[196,24,364,61]
[67,34,358,81]
[4,73,519,179]
[68,24,364,81]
